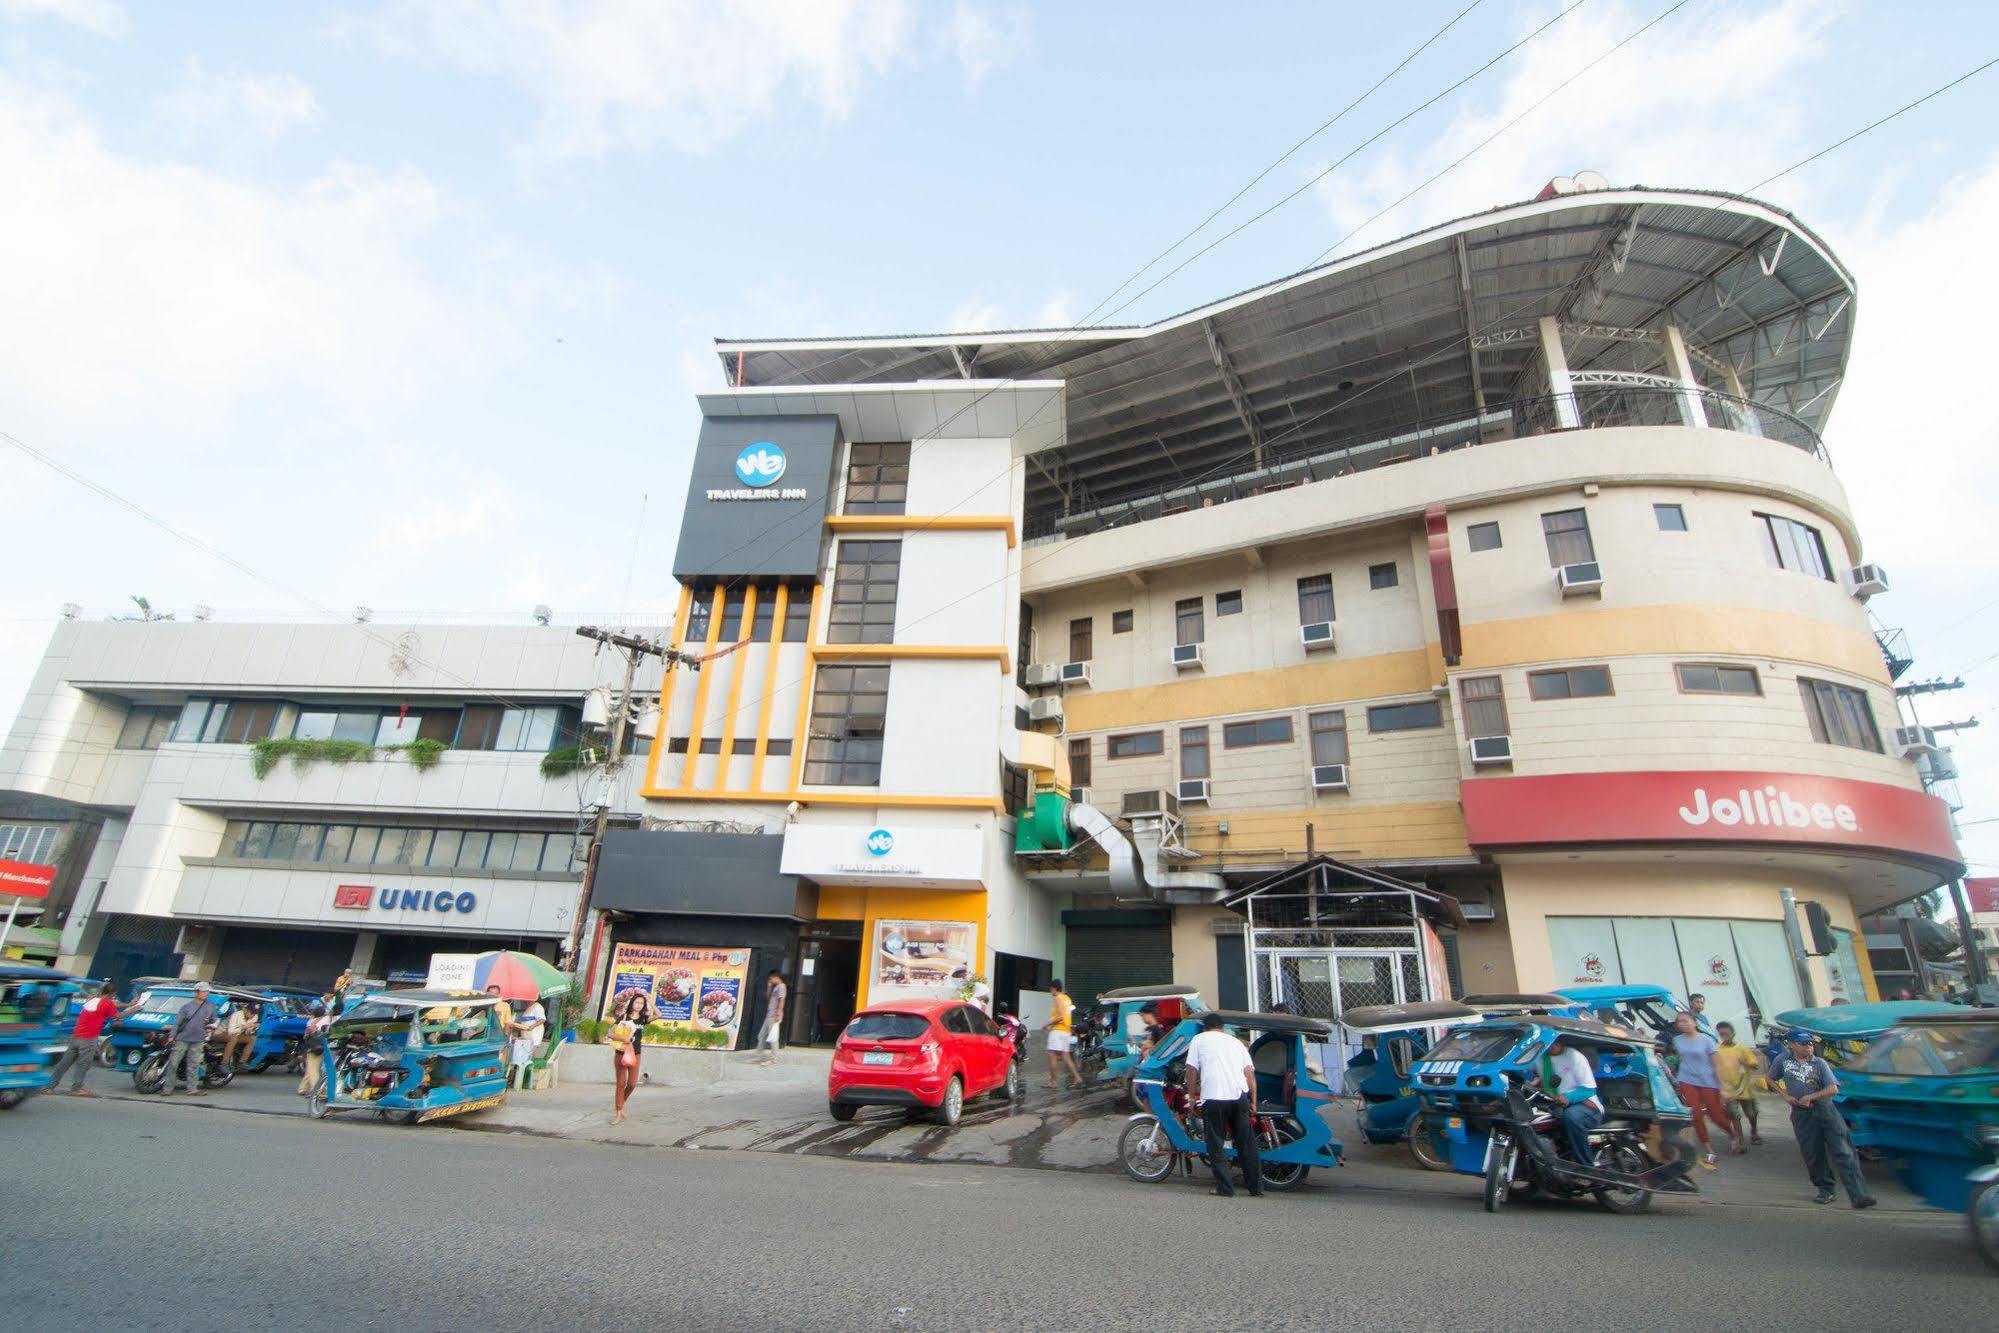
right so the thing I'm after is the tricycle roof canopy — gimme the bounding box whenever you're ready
[0,964,76,983]
[1461,993,1573,1010]
[1206,1009,1336,1038]
[1776,1000,1961,1037]
[1341,1000,1483,1033]
[1097,983,1202,1001]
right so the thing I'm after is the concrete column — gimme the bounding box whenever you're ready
[1538,317,1580,429]
[1721,362,1764,437]
[348,930,380,976]
[1661,324,1710,429]
[173,924,224,981]
[56,906,109,976]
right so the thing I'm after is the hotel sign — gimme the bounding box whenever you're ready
[672,414,841,580]
[779,824,986,889]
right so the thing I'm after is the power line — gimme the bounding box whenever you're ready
[1750,55,1999,192]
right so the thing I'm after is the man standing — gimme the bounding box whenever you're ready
[1043,979,1083,1091]
[1542,1035,1604,1164]
[757,969,787,1066]
[51,982,123,1096]
[1184,1013,1261,1198]
[481,985,514,1051]
[1686,993,1717,1038]
[509,994,545,1089]
[1772,1029,1876,1208]
[162,981,219,1097]
[297,999,330,1097]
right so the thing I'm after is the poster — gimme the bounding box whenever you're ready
[870,919,975,1001]
[600,943,752,1046]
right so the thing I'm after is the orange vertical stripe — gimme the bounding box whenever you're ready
[676,585,727,791]
[748,583,789,793]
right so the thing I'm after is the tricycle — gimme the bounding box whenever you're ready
[1555,984,1689,1044]
[307,990,509,1125]
[1765,1000,1962,1073]
[1119,1010,1344,1192]
[0,964,86,1109]
[1412,1012,1700,1214]
[1836,1008,1999,1271]
[129,984,269,1093]
[235,984,320,1073]
[1078,983,1206,1101]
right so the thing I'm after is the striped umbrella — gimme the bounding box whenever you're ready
[469,950,569,1001]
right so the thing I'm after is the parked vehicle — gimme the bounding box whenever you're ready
[0,964,86,1110]
[307,990,509,1125]
[1554,984,1688,1045]
[105,980,258,1074]
[1119,1010,1345,1192]
[828,999,1019,1125]
[235,985,319,1073]
[1836,1008,1999,1272]
[1083,984,1206,1100]
[133,1028,238,1093]
[1768,1000,1962,1071]
[1412,1013,1700,1214]
[994,1009,1027,1066]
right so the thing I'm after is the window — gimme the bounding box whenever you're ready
[319,826,355,863]
[844,442,910,515]
[699,738,723,754]
[782,584,813,642]
[219,821,573,871]
[1368,562,1398,590]
[685,588,715,643]
[1222,716,1293,748]
[730,738,758,755]
[376,713,422,746]
[1107,731,1163,759]
[1296,575,1334,625]
[827,539,902,645]
[456,706,502,750]
[1467,521,1502,552]
[1001,761,1030,813]
[765,739,793,756]
[1798,677,1883,752]
[1367,700,1443,732]
[1758,513,1833,580]
[804,664,889,785]
[1654,503,1687,532]
[172,698,217,743]
[0,824,58,865]
[1069,617,1093,663]
[1180,726,1210,779]
[718,584,751,640]
[455,830,489,870]
[1308,711,1348,767]
[1459,675,1509,735]
[116,705,176,750]
[1068,737,1092,788]
[485,706,576,752]
[1541,508,1595,567]
[1528,666,1614,700]
[1112,609,1133,634]
[427,829,463,867]
[1676,663,1761,696]
[215,701,282,744]
[1175,597,1204,646]
[750,587,778,641]
[1216,590,1243,616]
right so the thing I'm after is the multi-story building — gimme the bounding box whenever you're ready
[643,181,1964,1044]
[0,621,649,991]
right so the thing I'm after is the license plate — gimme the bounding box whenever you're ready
[862,1052,894,1066]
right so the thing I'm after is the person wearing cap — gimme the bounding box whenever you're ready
[1183,1012,1263,1198]
[1770,1028,1875,1208]
[162,981,221,1096]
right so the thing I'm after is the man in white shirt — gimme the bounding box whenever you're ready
[510,999,545,1089]
[1183,1013,1262,1198]
[1543,1035,1604,1164]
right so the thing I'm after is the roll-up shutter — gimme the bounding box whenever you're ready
[1061,909,1173,1010]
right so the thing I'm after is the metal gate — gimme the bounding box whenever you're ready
[1063,913,1173,1010]
[1261,948,1424,1024]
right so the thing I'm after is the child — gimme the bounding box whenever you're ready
[1712,1021,1763,1149]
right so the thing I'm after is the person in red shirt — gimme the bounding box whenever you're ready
[52,982,128,1096]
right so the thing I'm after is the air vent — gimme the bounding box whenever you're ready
[1058,661,1093,687]
[1026,697,1064,724]
[1023,663,1061,688]
[1557,561,1603,597]
[1068,786,1089,806]
[1893,725,1941,758]
[1171,643,1204,670]
[1468,735,1513,766]
[1299,621,1336,652]
[1177,778,1210,804]
[1310,764,1349,791]
[1848,564,1890,600]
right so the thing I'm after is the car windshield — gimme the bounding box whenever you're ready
[1423,1026,1525,1064]
[136,992,197,1015]
[1854,1023,1999,1078]
[845,1012,930,1042]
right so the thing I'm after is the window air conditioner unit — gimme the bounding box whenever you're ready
[1459,900,1496,922]
[1171,643,1204,670]
[1310,763,1349,792]
[1468,735,1514,766]
[1059,662,1093,687]
[1023,663,1061,688]
[1067,786,1089,806]
[1556,561,1604,597]
[1299,621,1336,652]
[1026,697,1064,725]
[1847,564,1890,600]
[1177,778,1210,804]
[1893,725,1941,758]
[1120,789,1180,819]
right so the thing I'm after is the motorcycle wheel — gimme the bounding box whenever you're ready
[202,1063,234,1090]
[1257,1118,1310,1193]
[133,1053,167,1095]
[1483,1133,1515,1213]
[1118,1116,1178,1184]
[0,1089,24,1110]
[95,1042,117,1069]
[306,1078,329,1119]
[378,1107,418,1125]
[1407,1114,1452,1172]
[1969,1179,1999,1274]
[1590,1140,1655,1215]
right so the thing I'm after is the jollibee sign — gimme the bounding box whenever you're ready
[1461,770,1962,868]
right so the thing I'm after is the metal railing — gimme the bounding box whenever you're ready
[1025,382,1829,542]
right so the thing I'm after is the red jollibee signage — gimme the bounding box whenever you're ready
[1460,770,1962,869]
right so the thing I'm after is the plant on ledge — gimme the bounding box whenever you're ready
[381,738,447,771]
[540,745,605,780]
[249,736,449,779]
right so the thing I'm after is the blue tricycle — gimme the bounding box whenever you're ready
[0,964,86,1110]
[1555,984,1689,1043]
[1118,1010,1344,1192]
[308,990,510,1125]
[1767,1000,1962,1073]
[234,984,321,1073]
[1079,983,1206,1102]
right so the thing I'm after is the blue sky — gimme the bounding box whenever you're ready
[4,0,1999,881]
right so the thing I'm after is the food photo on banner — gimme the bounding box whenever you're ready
[871,919,975,1001]
[600,943,752,1046]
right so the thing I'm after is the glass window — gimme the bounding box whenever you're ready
[265,823,301,861]
[699,738,722,754]
[1467,521,1502,552]
[1069,617,1093,663]
[319,826,355,863]
[509,832,544,872]
[293,710,338,741]
[215,701,280,744]
[803,664,890,786]
[331,710,377,744]
[1367,700,1443,732]
[1107,731,1163,759]
[221,820,251,856]
[1112,609,1133,634]
[347,827,380,864]
[1368,562,1398,590]
[487,831,518,870]
[376,713,422,746]
[1757,513,1833,580]
[766,739,793,756]
[1296,575,1334,625]
[117,705,174,750]
[240,822,274,858]
[172,698,214,743]
[540,835,574,873]
[1676,663,1761,695]
[416,710,458,744]
[1459,675,1508,735]
[493,709,525,751]
[1068,737,1092,788]
[1798,677,1883,751]
[455,831,491,870]
[1175,597,1204,646]
[520,708,559,752]
[1528,666,1613,700]
[427,829,463,867]
[827,540,903,645]
[782,585,813,643]
[718,585,751,642]
[1215,590,1243,616]
[1308,711,1348,767]
[685,588,715,643]
[1221,716,1292,748]
[382,828,429,866]
[844,442,910,515]
[1654,503,1688,532]
[1541,508,1596,567]
[1180,726,1210,780]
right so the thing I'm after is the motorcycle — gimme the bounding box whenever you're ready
[1118,1069,1308,1190]
[995,1013,1028,1066]
[1479,1087,1664,1215]
[133,1029,236,1094]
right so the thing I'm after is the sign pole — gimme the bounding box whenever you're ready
[1778,887,1818,1008]
[0,896,18,955]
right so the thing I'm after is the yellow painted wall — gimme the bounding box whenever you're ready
[817,885,990,1009]
[1180,802,1472,862]
[1064,649,1435,732]
[1169,904,1230,1002]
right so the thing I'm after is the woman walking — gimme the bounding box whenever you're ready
[1670,1010,1742,1168]
[607,992,650,1125]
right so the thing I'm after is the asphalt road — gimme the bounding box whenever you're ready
[3,1096,1989,1331]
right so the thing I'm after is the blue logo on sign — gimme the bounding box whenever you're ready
[734,442,787,487]
[865,828,894,857]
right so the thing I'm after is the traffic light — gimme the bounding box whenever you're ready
[1801,900,1836,956]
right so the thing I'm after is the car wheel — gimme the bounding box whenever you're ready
[1118,1116,1177,1184]
[933,1076,964,1127]
[828,1101,858,1123]
[1968,1178,1999,1273]
[379,1107,417,1125]
[1590,1140,1654,1215]
[1483,1133,1513,1214]
[994,1062,1020,1103]
[0,1089,24,1111]
[95,1043,117,1069]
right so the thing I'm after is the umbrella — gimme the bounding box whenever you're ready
[470,950,569,1001]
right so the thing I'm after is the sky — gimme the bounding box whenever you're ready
[3,0,1999,889]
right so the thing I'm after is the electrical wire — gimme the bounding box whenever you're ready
[1749,55,1999,192]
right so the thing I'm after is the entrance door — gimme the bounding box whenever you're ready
[1262,949,1418,1022]
[792,924,862,1046]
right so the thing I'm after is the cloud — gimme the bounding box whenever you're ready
[0,0,126,37]
[951,2,1027,90]
[160,59,323,142]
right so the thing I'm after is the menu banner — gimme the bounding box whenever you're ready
[870,918,975,1002]
[601,943,752,1046]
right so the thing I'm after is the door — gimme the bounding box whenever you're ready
[961,1005,1008,1092]
[1063,918,1172,1011]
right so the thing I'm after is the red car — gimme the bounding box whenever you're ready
[828,999,1020,1124]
